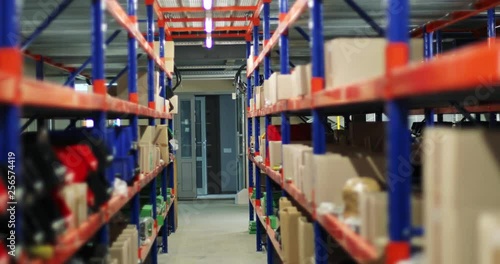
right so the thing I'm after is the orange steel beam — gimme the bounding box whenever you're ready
[170,33,246,39]
[245,0,264,36]
[166,17,250,23]
[410,0,500,36]
[160,5,257,13]
[169,26,248,32]
[154,0,172,38]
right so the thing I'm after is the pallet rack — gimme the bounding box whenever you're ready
[0,0,177,263]
[245,0,500,264]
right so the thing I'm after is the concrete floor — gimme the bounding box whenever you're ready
[158,200,266,264]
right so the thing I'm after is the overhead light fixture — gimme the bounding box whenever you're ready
[203,0,212,10]
[206,34,213,49]
[205,17,213,33]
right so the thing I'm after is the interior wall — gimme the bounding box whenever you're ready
[175,79,234,94]
[219,95,237,193]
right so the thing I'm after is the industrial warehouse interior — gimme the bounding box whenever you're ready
[1,0,500,264]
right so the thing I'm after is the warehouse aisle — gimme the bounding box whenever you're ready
[159,200,266,264]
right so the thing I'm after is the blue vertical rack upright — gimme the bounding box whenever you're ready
[0,0,176,262]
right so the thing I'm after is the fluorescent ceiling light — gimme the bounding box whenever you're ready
[203,0,212,10]
[205,17,213,33]
[206,34,213,49]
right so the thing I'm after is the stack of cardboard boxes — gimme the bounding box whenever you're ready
[138,125,171,173]
[154,40,175,73]
[109,225,139,264]
[279,197,314,264]
[423,128,500,264]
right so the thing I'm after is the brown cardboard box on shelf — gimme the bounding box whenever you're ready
[291,64,312,97]
[313,154,358,208]
[164,57,174,73]
[250,98,255,111]
[170,95,178,114]
[298,216,314,264]
[255,86,263,109]
[139,125,156,144]
[139,143,152,173]
[113,71,160,106]
[360,192,423,250]
[302,151,314,203]
[60,183,87,229]
[279,197,292,210]
[277,74,293,101]
[154,125,170,164]
[324,38,423,89]
[265,73,279,106]
[155,95,165,113]
[269,141,282,169]
[478,212,500,264]
[115,235,132,264]
[120,226,139,263]
[279,206,302,264]
[295,146,312,192]
[110,240,129,264]
[424,128,500,264]
[154,40,175,59]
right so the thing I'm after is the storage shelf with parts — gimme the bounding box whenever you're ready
[0,0,178,263]
[245,0,500,264]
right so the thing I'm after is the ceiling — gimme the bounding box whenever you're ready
[18,0,495,82]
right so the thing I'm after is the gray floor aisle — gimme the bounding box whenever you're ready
[158,200,266,264]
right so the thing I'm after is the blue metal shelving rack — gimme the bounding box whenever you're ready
[0,0,176,262]
[245,0,500,264]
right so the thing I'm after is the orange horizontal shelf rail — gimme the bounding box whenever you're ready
[105,0,173,78]
[166,17,250,23]
[245,0,264,35]
[247,40,500,116]
[411,0,500,36]
[169,26,248,32]
[0,72,172,119]
[160,5,257,13]
[42,165,166,264]
[246,0,308,77]
[249,156,378,263]
[139,195,175,261]
[317,214,379,263]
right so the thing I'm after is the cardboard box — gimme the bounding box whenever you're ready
[154,125,170,163]
[139,125,156,144]
[254,86,263,109]
[250,98,254,111]
[110,240,129,264]
[164,57,174,73]
[264,73,279,106]
[298,216,314,264]
[60,183,87,229]
[291,64,312,97]
[324,38,423,89]
[139,143,152,172]
[478,212,500,264]
[313,154,358,209]
[277,74,293,100]
[302,151,314,203]
[424,128,500,264]
[269,141,282,168]
[154,40,175,59]
[114,71,160,106]
[155,95,165,113]
[279,206,301,264]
